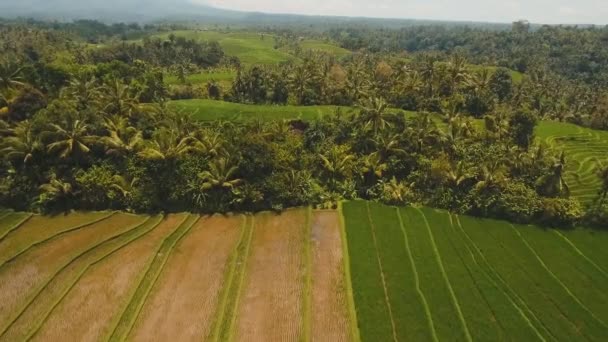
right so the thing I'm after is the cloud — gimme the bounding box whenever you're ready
[193,0,608,24]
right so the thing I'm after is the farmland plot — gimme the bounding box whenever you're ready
[0,213,147,336]
[233,209,307,342]
[129,215,243,341]
[29,214,189,342]
[342,201,608,342]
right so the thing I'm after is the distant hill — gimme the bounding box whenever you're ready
[0,0,245,22]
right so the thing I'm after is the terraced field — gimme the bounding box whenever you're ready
[0,209,354,342]
[342,201,608,342]
[537,121,608,205]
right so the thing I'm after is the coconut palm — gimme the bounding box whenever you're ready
[362,153,388,184]
[137,128,201,160]
[447,54,469,93]
[101,116,143,157]
[38,174,76,211]
[198,157,242,191]
[319,145,356,187]
[63,75,100,110]
[475,160,508,193]
[1,120,42,164]
[44,119,97,159]
[101,79,140,118]
[358,97,391,135]
[0,59,25,92]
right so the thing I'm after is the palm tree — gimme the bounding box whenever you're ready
[420,55,438,97]
[63,74,100,110]
[198,157,242,191]
[0,59,25,92]
[319,145,356,187]
[436,159,475,188]
[101,79,140,118]
[44,119,97,159]
[38,174,75,212]
[475,160,508,193]
[289,64,310,105]
[447,54,469,94]
[358,97,391,135]
[137,128,201,161]
[370,132,406,160]
[101,116,143,157]
[362,153,388,184]
[1,120,42,164]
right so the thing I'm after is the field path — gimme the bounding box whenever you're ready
[30,214,187,342]
[310,210,351,342]
[234,209,306,342]
[0,212,112,266]
[129,215,243,341]
[0,213,146,334]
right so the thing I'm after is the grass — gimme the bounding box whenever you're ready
[297,40,351,58]
[108,214,198,341]
[341,201,395,342]
[1,216,163,341]
[152,30,295,65]
[168,99,354,121]
[337,202,361,342]
[169,98,417,122]
[165,70,236,85]
[344,201,608,341]
[366,202,435,341]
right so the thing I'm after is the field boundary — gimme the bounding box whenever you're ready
[337,202,361,342]
[511,224,608,329]
[225,215,255,342]
[395,208,439,342]
[0,213,33,242]
[207,215,248,341]
[0,212,116,268]
[552,230,608,278]
[107,214,197,342]
[417,208,473,342]
[302,207,312,342]
[9,216,162,341]
[365,202,398,342]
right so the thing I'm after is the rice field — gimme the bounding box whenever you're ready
[0,208,354,341]
[342,200,608,342]
[537,121,608,206]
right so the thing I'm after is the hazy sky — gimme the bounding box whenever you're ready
[197,0,608,24]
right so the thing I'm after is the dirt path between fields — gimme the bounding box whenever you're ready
[31,214,187,342]
[129,215,243,342]
[311,210,351,342]
[234,209,307,342]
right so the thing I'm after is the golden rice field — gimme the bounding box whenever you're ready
[0,208,352,342]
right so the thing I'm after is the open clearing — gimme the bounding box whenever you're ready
[343,200,608,342]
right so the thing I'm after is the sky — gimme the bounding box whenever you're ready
[196,0,608,25]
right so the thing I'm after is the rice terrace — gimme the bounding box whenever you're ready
[0,203,605,341]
